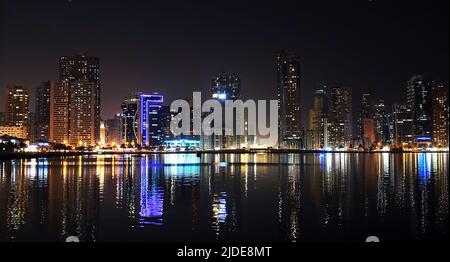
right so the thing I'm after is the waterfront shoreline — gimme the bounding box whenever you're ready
[0,149,448,160]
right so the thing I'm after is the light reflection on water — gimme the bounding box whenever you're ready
[0,153,448,242]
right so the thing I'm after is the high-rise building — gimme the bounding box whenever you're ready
[406,75,434,142]
[329,86,352,148]
[60,53,100,142]
[205,73,245,150]
[277,51,303,148]
[68,81,96,146]
[121,94,139,145]
[392,104,414,148]
[431,82,449,147]
[357,93,373,138]
[105,114,123,146]
[138,93,164,147]
[50,82,69,144]
[34,81,53,142]
[307,89,328,149]
[4,86,30,128]
[357,93,375,147]
[373,99,392,145]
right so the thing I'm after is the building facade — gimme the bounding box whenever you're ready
[0,126,28,140]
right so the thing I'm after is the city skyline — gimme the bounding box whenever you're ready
[1,51,448,150]
[0,0,448,121]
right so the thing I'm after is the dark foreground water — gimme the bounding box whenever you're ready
[0,153,448,242]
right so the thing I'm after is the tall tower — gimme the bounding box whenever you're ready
[5,86,30,128]
[308,89,328,149]
[50,82,69,144]
[121,94,140,145]
[329,86,352,148]
[431,82,449,147]
[68,81,96,146]
[138,93,164,147]
[406,75,434,141]
[277,51,302,148]
[60,53,100,143]
[34,81,53,142]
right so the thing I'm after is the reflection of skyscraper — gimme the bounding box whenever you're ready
[139,163,164,226]
[34,81,53,142]
[329,86,352,148]
[277,51,303,148]
[60,53,100,143]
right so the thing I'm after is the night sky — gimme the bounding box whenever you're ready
[0,0,448,122]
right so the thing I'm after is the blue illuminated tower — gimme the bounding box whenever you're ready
[139,93,164,147]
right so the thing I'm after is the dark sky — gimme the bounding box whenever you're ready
[0,0,448,122]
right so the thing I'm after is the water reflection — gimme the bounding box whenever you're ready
[0,153,448,242]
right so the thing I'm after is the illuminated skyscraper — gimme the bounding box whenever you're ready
[60,53,100,143]
[34,81,53,142]
[373,99,392,145]
[406,75,434,142]
[329,86,352,148]
[277,51,303,148]
[49,82,69,144]
[431,82,449,147]
[121,94,139,145]
[68,81,96,146]
[4,86,30,128]
[204,73,245,150]
[138,93,164,147]
[357,93,375,147]
[307,89,328,149]
[392,104,414,148]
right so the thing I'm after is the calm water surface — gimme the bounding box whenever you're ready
[0,153,448,242]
